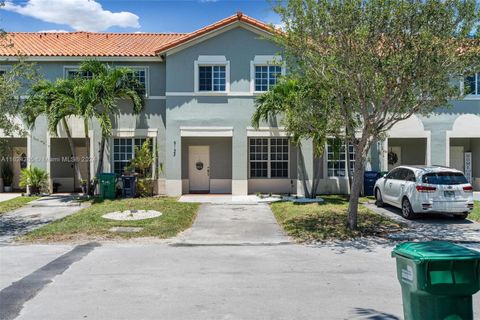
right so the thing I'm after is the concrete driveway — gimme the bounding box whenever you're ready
[0,242,478,320]
[0,196,88,243]
[0,194,22,203]
[364,203,480,242]
[173,203,290,246]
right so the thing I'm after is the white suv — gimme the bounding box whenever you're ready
[374,166,474,219]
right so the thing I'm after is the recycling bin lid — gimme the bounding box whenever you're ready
[364,171,379,178]
[392,241,480,262]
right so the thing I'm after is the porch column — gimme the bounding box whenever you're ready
[165,127,182,196]
[430,130,446,166]
[296,139,314,197]
[232,131,248,195]
[382,139,388,171]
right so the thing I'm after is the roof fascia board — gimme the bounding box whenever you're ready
[0,56,163,62]
[164,22,273,57]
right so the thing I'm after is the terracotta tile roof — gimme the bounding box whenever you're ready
[155,12,276,54]
[0,32,186,57]
[0,12,274,57]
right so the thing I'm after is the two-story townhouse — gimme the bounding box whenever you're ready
[0,13,479,195]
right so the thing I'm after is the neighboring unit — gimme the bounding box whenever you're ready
[0,13,479,195]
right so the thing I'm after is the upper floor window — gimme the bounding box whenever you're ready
[199,65,226,91]
[254,65,282,92]
[65,66,148,96]
[251,55,284,93]
[194,56,230,94]
[327,139,355,177]
[465,72,479,95]
[125,67,148,96]
[65,68,93,80]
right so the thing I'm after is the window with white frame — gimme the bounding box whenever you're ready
[254,65,282,92]
[249,138,289,178]
[194,56,229,94]
[113,138,151,175]
[125,67,148,96]
[198,65,226,92]
[65,66,148,95]
[327,139,355,177]
[65,68,93,80]
[465,72,479,95]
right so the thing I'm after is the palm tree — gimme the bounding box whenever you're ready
[23,78,85,187]
[76,60,145,180]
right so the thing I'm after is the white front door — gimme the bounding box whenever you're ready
[189,146,210,193]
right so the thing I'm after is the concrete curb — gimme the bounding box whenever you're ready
[169,241,293,247]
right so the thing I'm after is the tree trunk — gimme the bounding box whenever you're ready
[84,119,90,195]
[62,118,83,190]
[345,136,352,195]
[311,159,322,199]
[96,136,106,178]
[297,149,311,198]
[347,134,372,230]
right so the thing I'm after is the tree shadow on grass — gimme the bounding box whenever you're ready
[352,307,401,320]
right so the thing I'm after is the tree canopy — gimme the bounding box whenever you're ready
[256,0,479,229]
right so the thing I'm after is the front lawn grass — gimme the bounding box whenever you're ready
[469,201,480,222]
[0,196,39,215]
[271,195,403,242]
[21,197,199,242]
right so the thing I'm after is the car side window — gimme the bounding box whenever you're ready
[405,170,416,182]
[396,169,408,181]
[386,169,398,180]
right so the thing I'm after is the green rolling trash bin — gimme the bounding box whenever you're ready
[98,173,117,199]
[392,241,480,320]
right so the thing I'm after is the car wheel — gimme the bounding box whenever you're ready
[453,213,468,220]
[375,189,384,207]
[402,198,416,220]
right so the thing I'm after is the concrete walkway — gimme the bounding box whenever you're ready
[364,203,480,242]
[178,194,280,204]
[173,203,291,246]
[0,196,88,244]
[0,193,22,203]
[474,191,480,201]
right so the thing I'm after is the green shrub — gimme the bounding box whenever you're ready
[136,178,153,198]
[19,166,49,195]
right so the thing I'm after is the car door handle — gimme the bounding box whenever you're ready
[400,184,405,188]
[389,183,392,187]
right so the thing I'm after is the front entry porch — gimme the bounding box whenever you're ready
[0,138,28,192]
[385,137,428,170]
[49,138,90,193]
[181,137,232,194]
[449,138,480,190]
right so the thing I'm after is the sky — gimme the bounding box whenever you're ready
[0,0,282,33]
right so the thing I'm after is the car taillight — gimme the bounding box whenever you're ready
[416,185,436,193]
[463,185,473,192]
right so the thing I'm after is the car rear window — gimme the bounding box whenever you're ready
[422,172,468,185]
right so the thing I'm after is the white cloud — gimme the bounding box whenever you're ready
[2,0,140,32]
